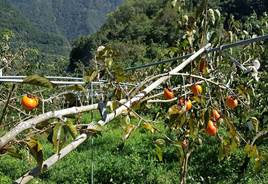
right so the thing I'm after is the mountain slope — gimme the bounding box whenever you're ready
[68,0,268,71]
[0,0,70,55]
[8,0,123,40]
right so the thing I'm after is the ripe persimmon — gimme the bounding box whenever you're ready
[185,100,192,111]
[21,95,39,110]
[226,96,238,109]
[211,109,220,121]
[191,84,202,96]
[206,120,217,136]
[178,97,192,112]
[163,88,174,100]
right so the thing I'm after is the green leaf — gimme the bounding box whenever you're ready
[155,139,166,147]
[84,70,99,82]
[35,120,50,130]
[219,142,225,161]
[26,138,43,167]
[189,118,196,137]
[171,0,177,7]
[67,85,86,92]
[23,74,54,88]
[52,123,63,153]
[64,93,77,106]
[112,65,126,82]
[65,120,78,139]
[122,115,131,125]
[155,145,163,161]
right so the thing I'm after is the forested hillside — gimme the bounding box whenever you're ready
[8,0,123,40]
[0,0,70,55]
[0,0,122,55]
[69,0,268,71]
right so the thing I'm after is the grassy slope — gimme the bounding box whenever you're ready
[1,113,268,183]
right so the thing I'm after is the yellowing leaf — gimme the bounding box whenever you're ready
[65,120,78,139]
[123,124,136,140]
[84,70,99,82]
[26,138,43,167]
[109,101,117,111]
[168,105,180,116]
[142,122,155,133]
[23,74,54,88]
[244,144,251,154]
[52,123,63,153]
[250,117,259,133]
[105,58,113,69]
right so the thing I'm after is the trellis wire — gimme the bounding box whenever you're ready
[0,77,140,87]
[1,35,267,86]
[125,34,268,71]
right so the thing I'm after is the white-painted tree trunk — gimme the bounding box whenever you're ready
[14,134,87,184]
[0,105,97,149]
[97,44,211,126]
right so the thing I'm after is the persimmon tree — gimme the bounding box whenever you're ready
[0,3,268,184]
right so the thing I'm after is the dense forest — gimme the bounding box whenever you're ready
[0,0,268,184]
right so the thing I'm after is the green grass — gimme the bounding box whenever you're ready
[0,113,268,183]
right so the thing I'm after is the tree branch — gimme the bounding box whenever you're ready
[0,104,97,149]
[14,134,87,184]
[94,44,211,127]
